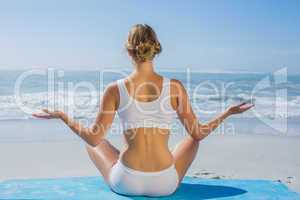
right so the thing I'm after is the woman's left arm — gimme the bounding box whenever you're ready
[33,83,119,147]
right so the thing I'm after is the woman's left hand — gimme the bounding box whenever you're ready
[32,109,63,119]
[227,102,254,115]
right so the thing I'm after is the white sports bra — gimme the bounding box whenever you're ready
[116,77,176,131]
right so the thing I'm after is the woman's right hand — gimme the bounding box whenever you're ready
[32,109,64,119]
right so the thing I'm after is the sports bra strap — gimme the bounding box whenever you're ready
[117,77,170,102]
[116,76,175,131]
[117,78,128,97]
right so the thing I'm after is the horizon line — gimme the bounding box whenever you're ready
[0,66,296,75]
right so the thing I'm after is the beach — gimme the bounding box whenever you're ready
[0,70,299,195]
[1,120,299,193]
[1,0,300,198]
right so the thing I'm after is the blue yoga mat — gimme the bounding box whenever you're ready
[0,176,299,200]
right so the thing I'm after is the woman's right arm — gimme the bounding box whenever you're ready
[33,83,119,146]
[172,80,254,141]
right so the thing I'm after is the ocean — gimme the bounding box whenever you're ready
[0,68,299,141]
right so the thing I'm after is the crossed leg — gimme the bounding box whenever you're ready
[86,139,120,184]
[172,135,200,183]
[86,136,199,186]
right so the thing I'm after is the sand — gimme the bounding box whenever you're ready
[0,120,299,193]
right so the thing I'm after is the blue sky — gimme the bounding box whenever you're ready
[0,0,299,73]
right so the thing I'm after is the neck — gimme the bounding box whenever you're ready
[132,61,155,77]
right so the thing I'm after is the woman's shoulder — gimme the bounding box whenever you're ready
[169,78,182,85]
[169,78,185,89]
[103,81,120,98]
[169,78,187,96]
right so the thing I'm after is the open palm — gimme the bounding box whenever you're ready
[228,102,254,115]
[32,109,62,119]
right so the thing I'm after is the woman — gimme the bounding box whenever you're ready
[33,24,254,197]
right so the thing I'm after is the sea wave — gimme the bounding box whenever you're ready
[0,90,299,121]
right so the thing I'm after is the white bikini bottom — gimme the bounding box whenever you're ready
[108,160,179,197]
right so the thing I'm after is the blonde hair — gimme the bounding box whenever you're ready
[125,24,162,62]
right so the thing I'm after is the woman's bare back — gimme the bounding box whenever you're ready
[120,74,177,171]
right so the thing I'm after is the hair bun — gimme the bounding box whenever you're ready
[126,24,162,62]
[135,42,156,62]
